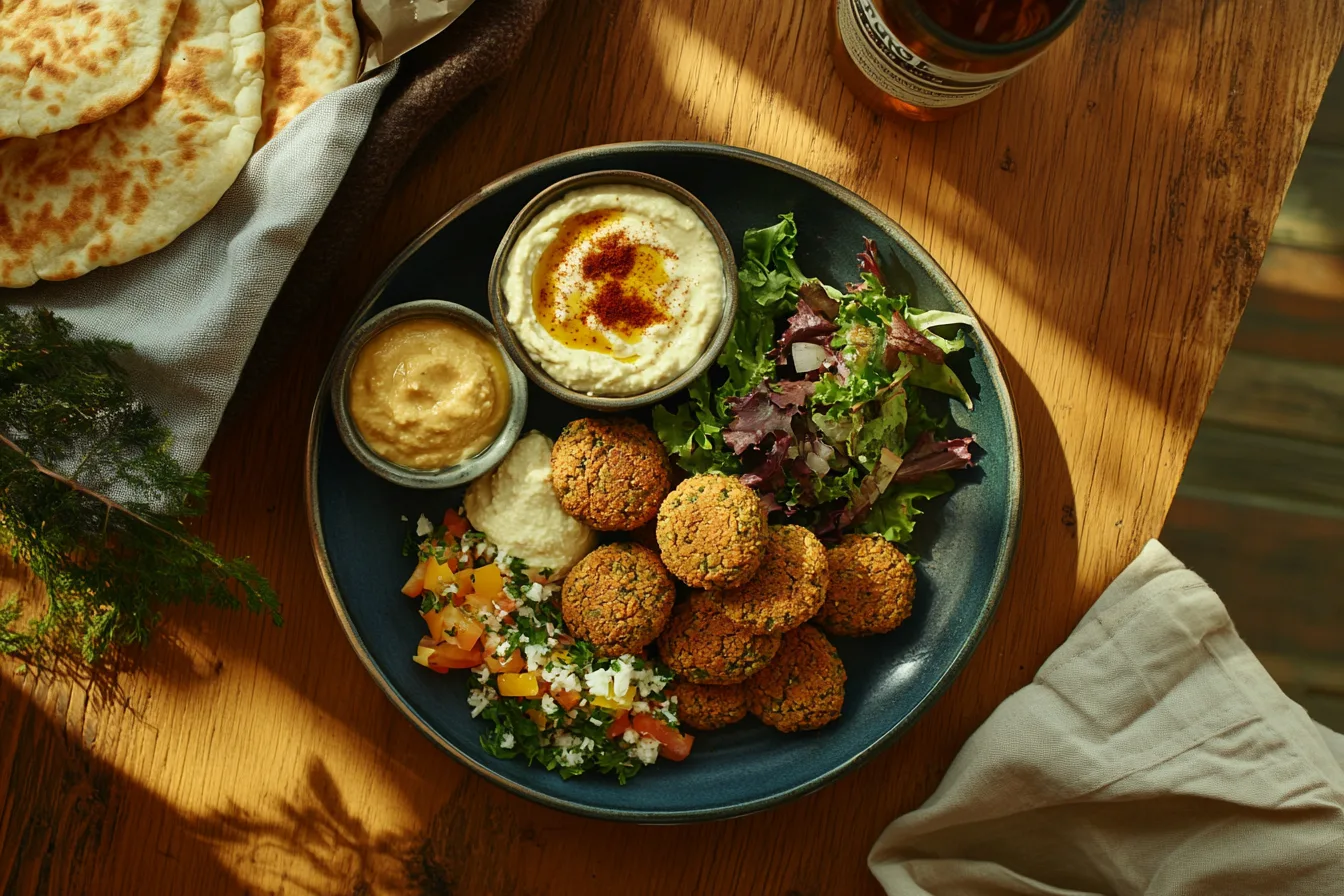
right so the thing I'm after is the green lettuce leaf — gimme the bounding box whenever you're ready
[908,355,973,408]
[905,307,973,355]
[739,214,805,313]
[855,472,955,544]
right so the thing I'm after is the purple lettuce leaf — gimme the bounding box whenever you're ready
[893,433,975,482]
[724,382,797,454]
[798,280,840,320]
[885,313,946,368]
[775,300,838,359]
[740,433,792,492]
[856,237,885,286]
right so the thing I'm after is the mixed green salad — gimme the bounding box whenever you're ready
[654,215,977,546]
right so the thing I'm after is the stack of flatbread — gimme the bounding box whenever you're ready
[0,0,360,288]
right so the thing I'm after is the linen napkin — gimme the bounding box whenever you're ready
[869,540,1344,896]
[6,0,553,475]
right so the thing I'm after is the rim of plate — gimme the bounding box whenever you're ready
[305,140,1023,824]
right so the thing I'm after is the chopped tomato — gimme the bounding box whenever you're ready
[553,689,581,712]
[658,731,694,762]
[526,709,548,730]
[632,714,695,760]
[494,594,517,613]
[442,509,470,538]
[498,672,540,697]
[606,709,631,739]
[401,560,426,597]
[485,650,526,674]
[427,642,481,671]
[470,564,503,599]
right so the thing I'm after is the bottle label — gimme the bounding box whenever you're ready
[836,0,1032,109]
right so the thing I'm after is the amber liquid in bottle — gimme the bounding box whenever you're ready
[831,0,1080,122]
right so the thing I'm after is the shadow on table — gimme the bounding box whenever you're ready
[0,674,246,896]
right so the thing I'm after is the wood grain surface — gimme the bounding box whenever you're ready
[4,2,1342,893]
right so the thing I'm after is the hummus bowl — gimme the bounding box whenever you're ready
[308,142,1021,823]
[329,300,529,489]
[488,171,739,410]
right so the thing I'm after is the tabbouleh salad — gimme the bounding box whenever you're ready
[400,509,691,784]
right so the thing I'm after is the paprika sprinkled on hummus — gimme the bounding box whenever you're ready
[503,184,725,395]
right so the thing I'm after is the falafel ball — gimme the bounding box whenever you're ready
[815,534,915,637]
[717,525,828,634]
[550,418,672,531]
[746,624,846,733]
[667,681,748,731]
[656,474,766,589]
[561,543,675,656]
[656,591,780,684]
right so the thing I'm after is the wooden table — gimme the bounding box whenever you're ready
[4,2,1341,893]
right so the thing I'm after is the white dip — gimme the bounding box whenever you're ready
[502,184,725,395]
[464,432,595,578]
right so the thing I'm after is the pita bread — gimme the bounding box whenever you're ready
[0,0,184,140]
[254,0,359,149]
[0,0,264,287]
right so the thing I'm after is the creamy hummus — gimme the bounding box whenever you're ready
[348,317,511,470]
[464,432,596,578]
[502,184,725,395]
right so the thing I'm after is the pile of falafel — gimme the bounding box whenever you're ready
[551,417,919,735]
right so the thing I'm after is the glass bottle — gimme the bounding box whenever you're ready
[830,0,1087,122]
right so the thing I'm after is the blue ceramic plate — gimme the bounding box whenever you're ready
[307,141,1022,823]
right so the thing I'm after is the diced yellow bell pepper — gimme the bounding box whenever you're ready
[423,604,448,642]
[454,567,475,596]
[412,645,435,667]
[424,555,455,596]
[497,671,540,698]
[526,709,548,730]
[470,564,504,599]
[591,686,636,710]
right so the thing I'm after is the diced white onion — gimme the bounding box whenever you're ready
[791,342,826,373]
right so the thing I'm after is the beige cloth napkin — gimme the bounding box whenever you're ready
[869,540,1344,896]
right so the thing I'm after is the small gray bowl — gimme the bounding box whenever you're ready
[329,300,528,489]
[487,170,738,411]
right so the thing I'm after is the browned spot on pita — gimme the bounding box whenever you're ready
[35,58,74,85]
[126,182,150,225]
[47,104,60,115]
[175,127,199,163]
[27,85,45,100]
[86,233,115,263]
[80,91,132,124]
[164,45,232,116]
